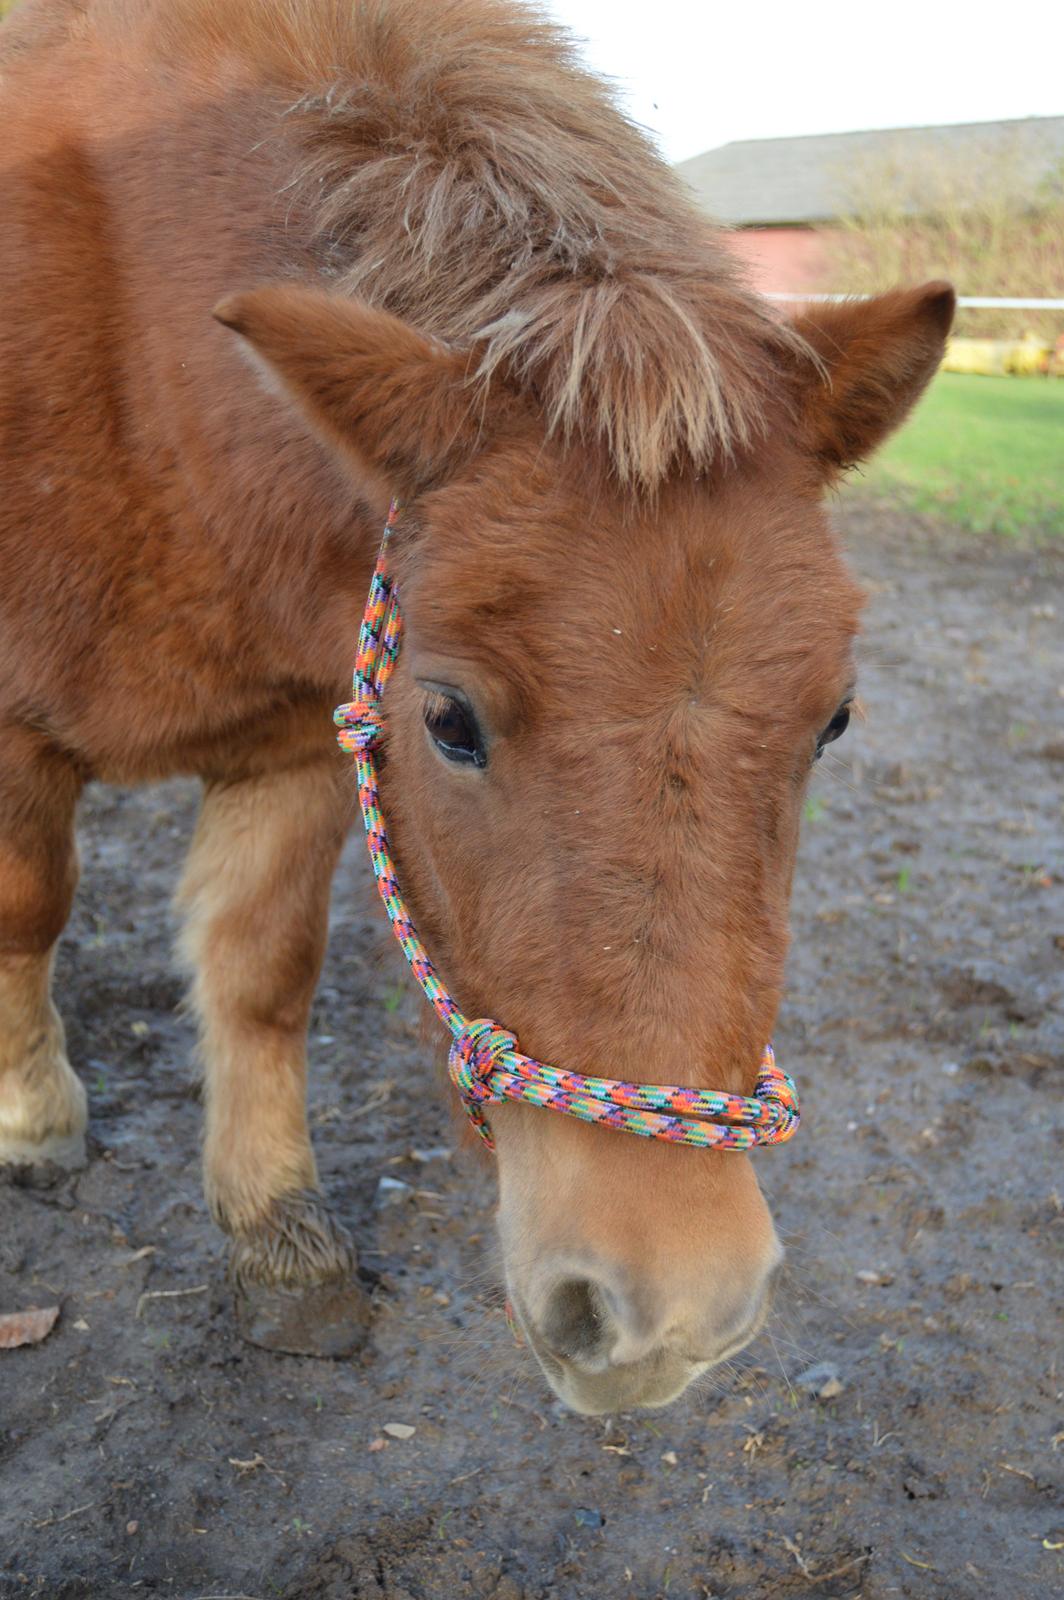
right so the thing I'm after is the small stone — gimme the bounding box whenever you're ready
[796,1360,836,1387]
[382,1422,416,1440]
[130,1021,150,1038]
[795,1361,844,1399]
[125,1521,139,1536]
[660,1451,678,1466]
[72,1317,90,1332]
[375,1177,413,1209]
[368,1437,388,1452]
[574,1507,604,1528]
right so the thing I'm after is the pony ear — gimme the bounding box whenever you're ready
[214,287,495,496]
[792,282,955,474]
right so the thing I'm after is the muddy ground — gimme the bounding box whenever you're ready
[1,504,1062,1600]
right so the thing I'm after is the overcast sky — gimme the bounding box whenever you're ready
[543,0,1062,163]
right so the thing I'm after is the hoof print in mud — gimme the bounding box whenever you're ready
[233,1276,373,1358]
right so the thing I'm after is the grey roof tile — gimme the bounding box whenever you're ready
[675,116,1064,225]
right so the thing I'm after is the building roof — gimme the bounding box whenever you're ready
[675,116,1064,227]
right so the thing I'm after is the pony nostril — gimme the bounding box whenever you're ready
[540,1278,611,1364]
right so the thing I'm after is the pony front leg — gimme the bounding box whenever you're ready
[0,726,86,1169]
[178,754,370,1356]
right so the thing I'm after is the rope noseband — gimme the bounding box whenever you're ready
[334,502,799,1153]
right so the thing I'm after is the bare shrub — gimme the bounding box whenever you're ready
[824,128,1064,340]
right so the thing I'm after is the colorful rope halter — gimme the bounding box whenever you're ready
[334,502,800,1153]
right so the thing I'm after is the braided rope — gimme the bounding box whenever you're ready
[335,502,800,1153]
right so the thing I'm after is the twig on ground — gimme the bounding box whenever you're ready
[33,1501,98,1529]
[228,1453,286,1487]
[135,1284,208,1318]
[355,1079,395,1115]
[781,1535,813,1578]
[781,1537,870,1585]
[497,1394,549,1430]
[123,1245,157,1265]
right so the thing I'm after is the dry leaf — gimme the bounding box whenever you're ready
[0,1306,60,1349]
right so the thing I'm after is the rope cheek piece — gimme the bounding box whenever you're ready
[334,501,800,1154]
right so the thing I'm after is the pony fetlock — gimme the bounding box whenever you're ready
[0,961,87,1170]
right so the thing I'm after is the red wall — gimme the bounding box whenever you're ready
[725,227,839,296]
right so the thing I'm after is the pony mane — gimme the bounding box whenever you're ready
[95,0,810,486]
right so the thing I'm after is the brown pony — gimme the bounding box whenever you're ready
[0,0,952,1412]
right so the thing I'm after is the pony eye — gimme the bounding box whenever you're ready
[424,693,486,768]
[815,702,851,759]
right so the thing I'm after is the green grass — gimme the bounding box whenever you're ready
[848,372,1064,538]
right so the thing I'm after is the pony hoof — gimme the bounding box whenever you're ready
[226,1189,371,1358]
[234,1277,373,1358]
[0,1129,88,1172]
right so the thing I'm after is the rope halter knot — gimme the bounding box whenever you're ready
[335,501,801,1155]
[335,693,386,754]
[449,1019,520,1101]
[448,1019,520,1147]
